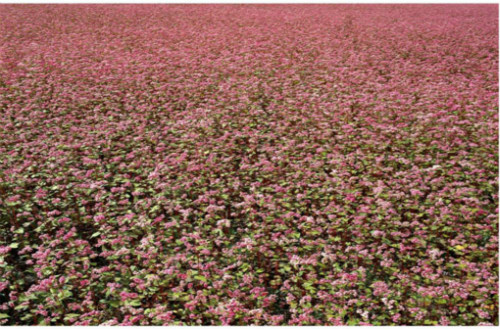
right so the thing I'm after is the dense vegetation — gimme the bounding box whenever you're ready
[0,4,498,325]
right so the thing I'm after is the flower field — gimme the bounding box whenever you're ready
[0,4,498,326]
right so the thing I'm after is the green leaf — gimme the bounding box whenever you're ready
[194,275,207,283]
[0,314,9,319]
[13,227,24,234]
[109,301,120,308]
[347,319,359,325]
[42,267,53,276]
[128,299,142,307]
[64,313,80,321]
[14,305,28,311]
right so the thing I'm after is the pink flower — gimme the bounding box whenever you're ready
[119,292,138,301]
[0,246,11,255]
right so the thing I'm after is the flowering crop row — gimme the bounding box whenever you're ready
[0,4,498,325]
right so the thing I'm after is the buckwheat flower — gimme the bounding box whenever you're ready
[157,312,174,322]
[477,309,490,319]
[100,319,119,326]
[0,246,12,255]
[428,248,443,260]
[200,249,211,255]
[381,259,393,267]
[372,281,389,296]
[410,189,423,197]
[357,309,370,320]
[164,220,177,229]
[290,255,301,267]
[388,313,400,324]
[94,214,105,222]
[119,291,138,301]
[415,311,427,321]
[439,316,450,325]
[217,219,231,228]
[299,295,312,305]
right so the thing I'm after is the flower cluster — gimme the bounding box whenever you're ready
[0,4,498,325]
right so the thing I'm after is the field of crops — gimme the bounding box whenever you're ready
[0,4,498,326]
